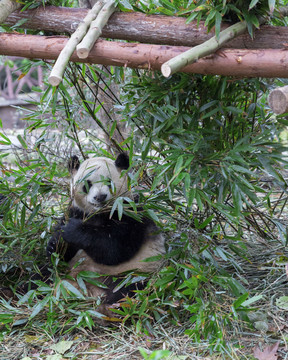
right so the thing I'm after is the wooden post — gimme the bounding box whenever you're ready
[268,86,288,114]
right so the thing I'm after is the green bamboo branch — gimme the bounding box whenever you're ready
[161,5,288,78]
[161,20,248,78]
[48,0,105,86]
[77,0,117,59]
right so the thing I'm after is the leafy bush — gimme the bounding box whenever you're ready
[0,57,287,351]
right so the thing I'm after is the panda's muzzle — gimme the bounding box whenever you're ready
[94,193,107,203]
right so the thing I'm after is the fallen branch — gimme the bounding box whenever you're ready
[1,33,288,78]
[161,20,248,77]
[0,0,21,23]
[48,1,105,86]
[4,7,288,49]
[77,0,116,59]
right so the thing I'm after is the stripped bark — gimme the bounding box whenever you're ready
[0,0,21,23]
[77,0,117,58]
[4,6,288,49]
[1,33,288,78]
[48,1,105,85]
[161,21,248,77]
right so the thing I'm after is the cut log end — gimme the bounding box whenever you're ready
[161,63,172,78]
[268,86,288,114]
[48,74,62,86]
[76,47,89,59]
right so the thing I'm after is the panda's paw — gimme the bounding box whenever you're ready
[61,218,83,245]
[46,238,58,258]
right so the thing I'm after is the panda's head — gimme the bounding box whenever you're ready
[69,153,130,213]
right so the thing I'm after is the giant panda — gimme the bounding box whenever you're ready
[47,153,165,314]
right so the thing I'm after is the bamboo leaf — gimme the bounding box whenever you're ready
[215,11,222,39]
[0,132,11,145]
[249,0,259,10]
[109,120,117,138]
[233,292,249,309]
[268,0,275,13]
[62,280,85,299]
[17,135,27,149]
[242,294,263,307]
[232,183,242,216]
[30,296,50,319]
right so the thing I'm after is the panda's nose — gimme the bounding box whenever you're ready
[94,194,107,203]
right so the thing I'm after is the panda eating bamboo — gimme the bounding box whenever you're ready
[47,153,165,308]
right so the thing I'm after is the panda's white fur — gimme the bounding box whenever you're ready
[47,154,165,307]
[71,157,131,214]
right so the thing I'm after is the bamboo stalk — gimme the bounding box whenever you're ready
[161,20,248,77]
[77,0,117,59]
[48,1,105,86]
[0,0,20,23]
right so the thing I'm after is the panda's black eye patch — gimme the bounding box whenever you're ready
[82,180,92,194]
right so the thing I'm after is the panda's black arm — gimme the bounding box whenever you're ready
[47,224,81,263]
[60,217,146,266]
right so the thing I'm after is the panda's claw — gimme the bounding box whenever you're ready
[46,238,58,258]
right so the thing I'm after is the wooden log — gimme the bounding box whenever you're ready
[4,6,288,49]
[268,86,288,114]
[1,33,288,78]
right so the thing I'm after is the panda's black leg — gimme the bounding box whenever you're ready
[104,276,147,304]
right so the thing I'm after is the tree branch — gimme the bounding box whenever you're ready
[161,20,248,77]
[48,1,105,86]
[77,0,117,59]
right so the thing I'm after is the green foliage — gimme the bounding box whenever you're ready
[0,58,288,353]
[20,0,76,11]
[118,0,286,37]
[121,72,288,242]
[139,348,171,359]
[109,235,250,350]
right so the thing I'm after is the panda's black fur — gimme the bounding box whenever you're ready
[47,207,158,267]
[46,153,165,308]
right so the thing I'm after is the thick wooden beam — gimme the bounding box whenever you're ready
[4,6,288,49]
[1,33,288,78]
[268,86,288,114]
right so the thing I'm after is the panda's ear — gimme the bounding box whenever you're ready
[68,155,80,175]
[115,153,129,170]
